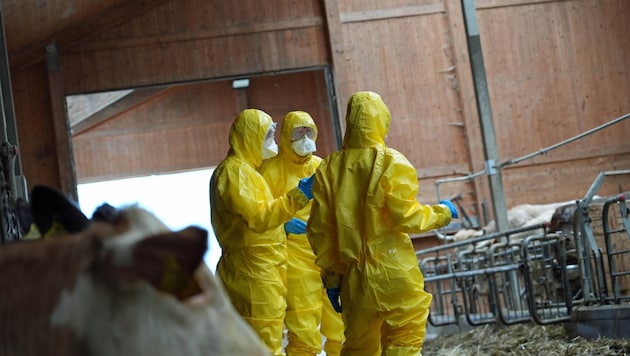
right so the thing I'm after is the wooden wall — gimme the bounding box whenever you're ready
[327,0,630,218]
[6,0,630,223]
[478,0,630,205]
[72,70,337,182]
[61,0,329,93]
[327,0,477,210]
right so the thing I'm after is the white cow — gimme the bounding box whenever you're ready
[1,185,270,356]
[446,200,578,244]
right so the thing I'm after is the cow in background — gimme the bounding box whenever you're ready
[445,200,578,245]
[436,199,583,310]
[1,185,270,356]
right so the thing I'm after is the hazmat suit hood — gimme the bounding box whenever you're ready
[279,111,318,164]
[228,108,274,168]
[342,91,390,149]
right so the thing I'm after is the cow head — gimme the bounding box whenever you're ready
[1,185,270,356]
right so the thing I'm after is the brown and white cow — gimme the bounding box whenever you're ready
[1,185,270,356]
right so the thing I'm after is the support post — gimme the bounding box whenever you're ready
[46,42,78,200]
[0,0,26,200]
[461,0,509,232]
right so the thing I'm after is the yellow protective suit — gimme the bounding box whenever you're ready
[210,109,311,356]
[259,111,345,356]
[307,92,452,356]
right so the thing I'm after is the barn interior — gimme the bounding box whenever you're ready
[3,0,629,224]
[1,0,629,346]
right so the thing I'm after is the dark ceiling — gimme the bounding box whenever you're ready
[3,0,175,133]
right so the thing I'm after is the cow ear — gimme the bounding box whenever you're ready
[131,226,208,299]
[30,185,89,237]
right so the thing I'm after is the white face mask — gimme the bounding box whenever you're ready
[262,122,278,159]
[291,136,316,156]
[262,140,278,159]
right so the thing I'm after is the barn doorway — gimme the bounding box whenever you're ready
[66,67,340,271]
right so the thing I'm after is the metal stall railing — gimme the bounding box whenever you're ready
[424,171,630,329]
[419,232,500,327]
[418,224,558,327]
[573,170,630,305]
[456,245,501,326]
[421,253,462,326]
[521,233,576,324]
[602,194,630,302]
[420,225,591,328]
[486,237,530,325]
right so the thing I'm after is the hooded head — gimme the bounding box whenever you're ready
[342,91,390,149]
[279,111,318,162]
[228,109,275,167]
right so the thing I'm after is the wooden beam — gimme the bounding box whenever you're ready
[71,87,169,136]
[476,0,573,10]
[336,1,571,24]
[340,3,446,24]
[322,0,345,133]
[70,16,324,53]
[46,42,77,199]
[9,0,173,72]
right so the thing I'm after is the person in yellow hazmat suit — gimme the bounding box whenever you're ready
[210,108,315,356]
[259,111,345,356]
[306,91,459,356]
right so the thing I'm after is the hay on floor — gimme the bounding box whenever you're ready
[423,322,630,356]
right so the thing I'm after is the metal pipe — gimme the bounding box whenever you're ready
[423,263,522,282]
[461,0,509,232]
[416,223,548,256]
[582,169,630,204]
[434,114,630,229]
[434,170,484,202]
[499,112,630,168]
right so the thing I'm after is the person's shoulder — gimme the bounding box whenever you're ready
[311,154,323,165]
[218,156,257,177]
[383,146,403,158]
[320,150,345,165]
[258,155,279,173]
[383,147,414,166]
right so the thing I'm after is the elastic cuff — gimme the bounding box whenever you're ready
[287,187,310,207]
[322,271,342,289]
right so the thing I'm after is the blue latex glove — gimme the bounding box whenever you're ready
[326,287,342,313]
[284,218,307,235]
[298,174,315,200]
[439,199,459,219]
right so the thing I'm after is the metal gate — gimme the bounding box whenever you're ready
[419,171,630,328]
